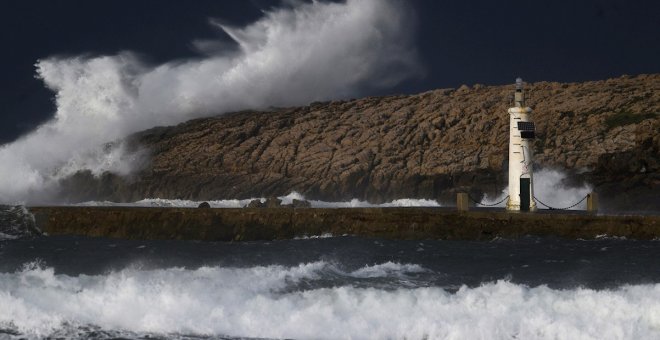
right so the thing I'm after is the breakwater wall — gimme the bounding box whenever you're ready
[28,206,660,241]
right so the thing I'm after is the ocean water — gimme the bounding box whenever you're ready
[1,207,660,339]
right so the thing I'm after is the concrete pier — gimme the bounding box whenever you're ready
[29,206,660,241]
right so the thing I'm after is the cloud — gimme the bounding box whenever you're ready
[0,0,420,203]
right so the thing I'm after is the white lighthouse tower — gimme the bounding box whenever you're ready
[506,78,537,211]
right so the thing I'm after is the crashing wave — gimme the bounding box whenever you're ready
[1,261,659,339]
[0,205,41,240]
[0,0,419,204]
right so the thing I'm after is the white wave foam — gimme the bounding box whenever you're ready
[293,233,335,240]
[0,205,40,240]
[0,0,420,204]
[133,198,254,209]
[75,191,441,208]
[1,262,660,339]
[594,234,628,241]
[75,198,255,208]
[309,197,441,208]
[276,192,441,208]
[349,261,427,278]
[0,232,18,240]
[286,192,441,208]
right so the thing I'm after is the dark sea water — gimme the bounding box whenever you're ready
[1,206,660,339]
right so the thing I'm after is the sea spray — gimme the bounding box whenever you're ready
[0,0,419,204]
[481,168,592,210]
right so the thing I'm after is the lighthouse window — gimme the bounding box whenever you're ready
[517,121,535,139]
[517,122,535,131]
[521,131,535,139]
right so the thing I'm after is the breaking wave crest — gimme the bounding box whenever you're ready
[1,261,660,339]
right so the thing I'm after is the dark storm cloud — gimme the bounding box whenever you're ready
[404,0,660,93]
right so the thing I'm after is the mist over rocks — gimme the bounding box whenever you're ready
[57,74,659,211]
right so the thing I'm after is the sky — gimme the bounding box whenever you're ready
[0,0,658,145]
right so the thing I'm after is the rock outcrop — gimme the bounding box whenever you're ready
[58,74,659,211]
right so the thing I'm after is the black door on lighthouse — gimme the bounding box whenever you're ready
[520,178,531,211]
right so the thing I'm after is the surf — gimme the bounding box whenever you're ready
[1,260,659,339]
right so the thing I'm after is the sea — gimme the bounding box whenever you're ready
[1,203,660,340]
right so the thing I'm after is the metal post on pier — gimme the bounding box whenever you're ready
[457,193,469,212]
[587,193,598,213]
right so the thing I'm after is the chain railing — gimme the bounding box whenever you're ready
[465,193,591,210]
[533,195,589,210]
[468,194,509,207]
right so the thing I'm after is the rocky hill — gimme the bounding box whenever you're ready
[60,74,659,211]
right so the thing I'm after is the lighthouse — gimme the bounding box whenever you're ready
[506,78,537,211]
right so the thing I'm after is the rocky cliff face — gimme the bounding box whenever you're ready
[59,74,659,211]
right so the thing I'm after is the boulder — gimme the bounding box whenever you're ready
[292,199,312,208]
[246,199,265,208]
[265,197,282,208]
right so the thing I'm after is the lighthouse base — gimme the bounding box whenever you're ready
[506,178,537,211]
[505,200,538,212]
